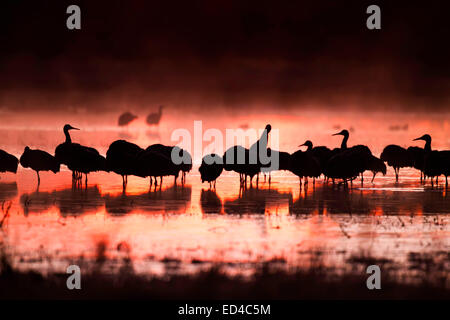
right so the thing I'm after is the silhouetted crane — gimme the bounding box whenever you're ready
[299,140,333,178]
[118,112,138,127]
[19,146,60,185]
[367,154,387,183]
[146,105,164,126]
[249,124,271,183]
[0,149,18,175]
[414,134,450,187]
[406,146,426,182]
[199,154,223,189]
[55,124,107,185]
[325,130,376,186]
[290,148,321,186]
[223,145,260,188]
[106,140,144,187]
[146,144,192,184]
[135,149,179,188]
[411,134,433,183]
[260,148,291,183]
[380,145,413,182]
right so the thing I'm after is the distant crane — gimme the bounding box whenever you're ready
[118,112,138,127]
[146,105,164,126]
[55,124,107,185]
[19,146,60,185]
[0,149,18,175]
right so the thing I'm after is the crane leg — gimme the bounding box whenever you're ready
[85,174,88,186]
[36,171,40,185]
[269,173,271,184]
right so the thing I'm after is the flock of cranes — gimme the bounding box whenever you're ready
[0,124,448,189]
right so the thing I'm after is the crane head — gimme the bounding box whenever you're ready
[64,124,80,131]
[332,129,349,137]
[265,124,272,133]
[299,140,313,148]
[413,134,431,143]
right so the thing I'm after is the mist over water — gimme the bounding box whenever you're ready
[0,109,449,281]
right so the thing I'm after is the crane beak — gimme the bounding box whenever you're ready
[298,143,306,147]
[413,136,423,141]
[70,126,80,131]
[332,133,341,136]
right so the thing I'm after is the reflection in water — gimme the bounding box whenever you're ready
[20,188,54,216]
[105,184,192,215]
[20,185,104,216]
[55,185,104,217]
[200,189,222,214]
[288,183,450,215]
[0,110,449,280]
[0,182,18,202]
[224,187,292,214]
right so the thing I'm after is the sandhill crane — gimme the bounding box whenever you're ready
[299,140,333,178]
[199,154,224,189]
[0,150,18,175]
[106,140,144,187]
[325,130,376,186]
[19,146,60,185]
[118,112,138,127]
[55,124,107,186]
[146,144,192,184]
[146,105,164,126]
[380,145,413,182]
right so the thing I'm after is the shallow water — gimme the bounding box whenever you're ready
[0,109,449,282]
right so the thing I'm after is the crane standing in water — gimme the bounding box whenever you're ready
[0,149,18,175]
[19,146,60,185]
[199,154,224,189]
[325,129,379,186]
[298,140,333,179]
[413,134,450,187]
[106,140,144,188]
[55,124,107,186]
[249,124,271,185]
[380,145,413,182]
[146,144,192,184]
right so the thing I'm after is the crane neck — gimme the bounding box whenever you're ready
[424,140,431,152]
[306,144,312,151]
[259,129,269,148]
[64,128,72,143]
[341,134,349,149]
